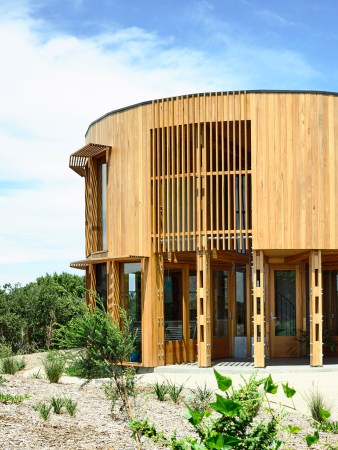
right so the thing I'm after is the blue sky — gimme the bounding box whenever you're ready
[0,0,338,285]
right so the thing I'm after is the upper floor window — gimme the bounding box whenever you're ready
[97,156,107,251]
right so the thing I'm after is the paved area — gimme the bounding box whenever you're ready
[137,358,338,419]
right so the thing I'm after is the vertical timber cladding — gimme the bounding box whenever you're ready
[309,250,323,366]
[151,92,252,366]
[150,92,252,253]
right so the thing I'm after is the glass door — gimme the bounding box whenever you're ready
[212,270,232,358]
[270,268,300,357]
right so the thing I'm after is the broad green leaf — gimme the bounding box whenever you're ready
[184,403,205,426]
[264,375,278,394]
[306,431,319,447]
[213,369,232,392]
[287,425,302,434]
[282,382,296,398]
[205,433,241,449]
[191,444,207,450]
[320,408,331,420]
[210,394,242,416]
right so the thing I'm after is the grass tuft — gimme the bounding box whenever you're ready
[43,351,65,383]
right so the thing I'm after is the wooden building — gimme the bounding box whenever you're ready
[69,90,338,368]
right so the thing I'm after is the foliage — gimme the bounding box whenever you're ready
[0,273,85,352]
[56,301,141,448]
[166,378,186,404]
[0,375,6,384]
[131,370,326,449]
[34,397,77,419]
[55,302,136,379]
[50,396,65,414]
[149,379,168,401]
[64,397,77,416]
[0,345,26,374]
[0,391,29,403]
[317,420,338,434]
[33,401,52,420]
[103,366,138,414]
[43,351,65,383]
[296,329,337,355]
[304,384,332,423]
[189,383,214,412]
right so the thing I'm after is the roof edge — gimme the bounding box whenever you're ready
[85,89,338,137]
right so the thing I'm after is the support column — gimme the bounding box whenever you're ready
[197,238,211,367]
[86,265,96,307]
[310,250,323,367]
[154,253,165,366]
[253,250,265,368]
[107,261,120,322]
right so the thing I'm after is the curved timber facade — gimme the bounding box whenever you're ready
[70,91,338,368]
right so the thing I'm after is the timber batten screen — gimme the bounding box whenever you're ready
[69,143,110,177]
[151,94,252,253]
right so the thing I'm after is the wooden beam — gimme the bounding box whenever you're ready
[309,250,323,367]
[197,238,211,367]
[253,250,265,367]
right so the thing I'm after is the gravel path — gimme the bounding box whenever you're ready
[0,354,337,449]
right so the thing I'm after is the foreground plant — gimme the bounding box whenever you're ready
[132,370,325,449]
[55,299,140,448]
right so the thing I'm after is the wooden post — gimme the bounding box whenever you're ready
[309,250,323,367]
[197,237,211,367]
[107,261,120,322]
[154,253,165,366]
[86,264,96,307]
[253,250,265,367]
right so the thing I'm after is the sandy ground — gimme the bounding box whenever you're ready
[0,353,337,449]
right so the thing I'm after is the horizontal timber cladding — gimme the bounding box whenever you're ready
[151,92,252,253]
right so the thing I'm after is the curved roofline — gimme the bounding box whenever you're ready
[85,89,338,137]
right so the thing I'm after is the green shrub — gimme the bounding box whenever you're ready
[305,384,332,423]
[64,397,77,416]
[50,396,64,414]
[0,392,29,403]
[131,370,313,449]
[43,351,65,383]
[149,379,168,401]
[189,382,214,411]
[0,345,25,375]
[33,401,52,421]
[165,379,185,404]
[55,302,136,379]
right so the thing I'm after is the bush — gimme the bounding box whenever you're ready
[0,273,86,352]
[132,370,325,449]
[43,351,65,383]
[0,345,25,374]
[55,302,136,379]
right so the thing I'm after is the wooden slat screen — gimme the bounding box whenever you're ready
[151,93,252,253]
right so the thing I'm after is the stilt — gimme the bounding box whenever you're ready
[253,250,265,367]
[309,250,323,367]
[197,238,211,367]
